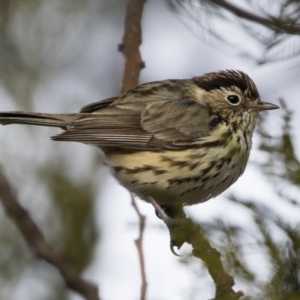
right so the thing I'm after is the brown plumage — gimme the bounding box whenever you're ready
[0,70,279,217]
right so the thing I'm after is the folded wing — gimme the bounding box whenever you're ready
[53,86,212,150]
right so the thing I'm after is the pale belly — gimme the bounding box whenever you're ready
[106,136,250,206]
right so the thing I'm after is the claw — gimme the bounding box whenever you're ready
[149,197,189,255]
[170,243,181,256]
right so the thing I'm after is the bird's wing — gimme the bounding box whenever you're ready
[141,99,212,148]
[80,97,119,113]
[53,86,213,150]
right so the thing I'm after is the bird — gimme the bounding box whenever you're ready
[0,70,279,219]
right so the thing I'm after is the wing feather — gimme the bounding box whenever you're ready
[53,81,212,150]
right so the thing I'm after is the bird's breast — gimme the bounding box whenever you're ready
[106,127,251,206]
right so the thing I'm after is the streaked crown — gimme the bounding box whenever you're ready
[194,70,259,100]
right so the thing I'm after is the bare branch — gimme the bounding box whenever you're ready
[208,0,300,35]
[0,170,100,300]
[120,1,148,298]
[119,0,146,94]
[131,195,147,300]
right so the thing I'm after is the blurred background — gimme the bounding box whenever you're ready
[0,0,299,299]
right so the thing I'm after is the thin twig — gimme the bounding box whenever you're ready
[0,170,100,300]
[120,0,148,298]
[209,0,300,35]
[131,195,147,300]
[119,0,146,94]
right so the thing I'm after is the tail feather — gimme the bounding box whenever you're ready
[0,112,77,129]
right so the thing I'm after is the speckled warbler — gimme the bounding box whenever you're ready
[0,70,279,218]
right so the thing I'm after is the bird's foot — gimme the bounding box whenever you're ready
[149,197,192,255]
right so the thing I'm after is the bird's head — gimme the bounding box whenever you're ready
[193,70,279,123]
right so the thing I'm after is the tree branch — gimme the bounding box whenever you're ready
[0,170,100,300]
[119,0,148,298]
[131,195,147,300]
[119,0,146,94]
[150,198,243,300]
[191,226,243,300]
[208,0,300,35]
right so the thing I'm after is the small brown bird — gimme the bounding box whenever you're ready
[0,70,278,218]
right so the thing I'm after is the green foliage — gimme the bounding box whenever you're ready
[43,163,98,273]
[258,99,300,185]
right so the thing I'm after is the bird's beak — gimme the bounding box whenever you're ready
[252,100,279,111]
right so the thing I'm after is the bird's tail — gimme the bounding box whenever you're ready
[0,111,78,129]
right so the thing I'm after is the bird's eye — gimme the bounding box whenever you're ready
[226,95,241,105]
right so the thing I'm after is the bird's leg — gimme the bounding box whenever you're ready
[150,199,180,224]
[148,197,192,255]
[155,204,186,220]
